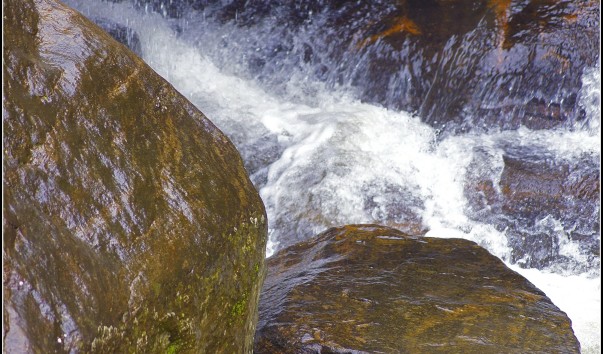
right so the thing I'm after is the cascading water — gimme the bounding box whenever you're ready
[65,0,600,352]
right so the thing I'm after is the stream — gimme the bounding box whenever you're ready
[64,1,600,352]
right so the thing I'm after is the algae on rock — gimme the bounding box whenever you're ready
[3,0,267,352]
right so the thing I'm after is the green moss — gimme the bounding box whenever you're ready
[166,341,182,354]
[253,263,260,280]
[230,292,249,321]
[89,308,194,353]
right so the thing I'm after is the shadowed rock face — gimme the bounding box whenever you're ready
[255,225,580,353]
[91,17,143,56]
[3,0,267,352]
[133,0,599,133]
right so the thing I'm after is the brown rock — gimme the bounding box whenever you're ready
[255,225,580,353]
[3,0,267,352]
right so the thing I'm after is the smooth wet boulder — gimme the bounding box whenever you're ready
[255,225,580,353]
[136,0,600,132]
[3,0,267,352]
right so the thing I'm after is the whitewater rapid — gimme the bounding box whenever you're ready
[64,1,601,352]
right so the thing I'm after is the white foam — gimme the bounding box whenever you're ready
[576,64,601,134]
[510,265,601,354]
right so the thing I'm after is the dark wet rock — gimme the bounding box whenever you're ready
[91,17,143,56]
[255,225,580,353]
[244,134,284,189]
[216,121,284,189]
[3,0,267,352]
[141,0,599,132]
[464,147,600,272]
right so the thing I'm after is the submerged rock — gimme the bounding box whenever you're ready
[464,147,600,272]
[3,0,267,352]
[255,225,580,353]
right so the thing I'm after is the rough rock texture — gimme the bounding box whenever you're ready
[255,225,580,353]
[134,0,600,132]
[3,0,267,352]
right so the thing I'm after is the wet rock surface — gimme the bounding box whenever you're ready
[254,225,581,353]
[3,0,267,352]
[135,0,599,132]
[464,146,600,272]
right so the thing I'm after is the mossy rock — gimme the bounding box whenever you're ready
[3,0,267,352]
[255,225,580,353]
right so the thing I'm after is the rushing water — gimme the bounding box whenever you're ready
[65,1,600,352]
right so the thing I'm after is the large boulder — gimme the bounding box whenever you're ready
[255,225,580,353]
[3,0,267,352]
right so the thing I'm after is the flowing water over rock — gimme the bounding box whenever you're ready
[45,0,603,352]
[135,0,600,132]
